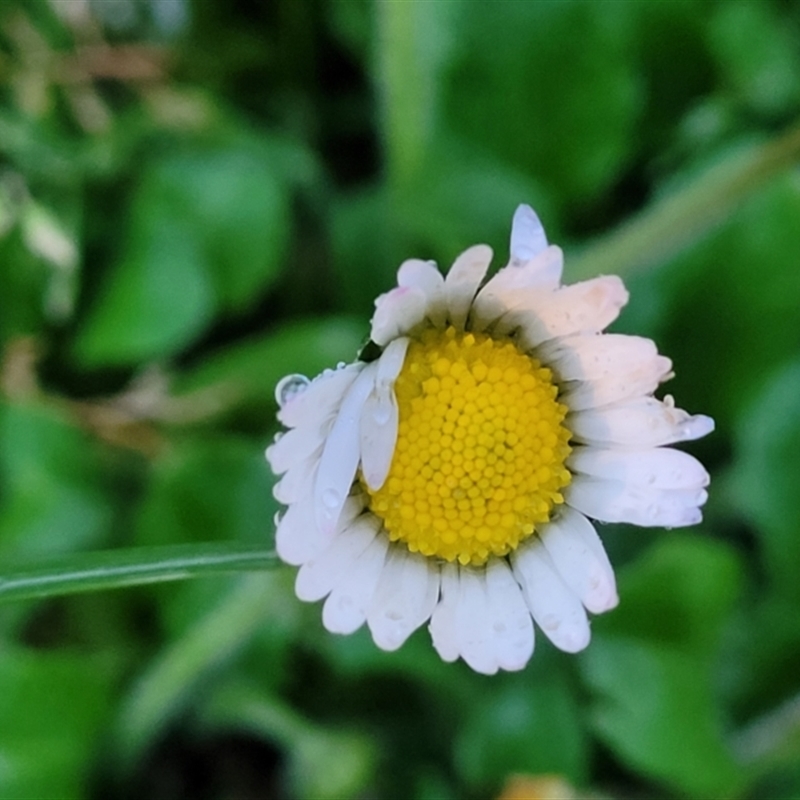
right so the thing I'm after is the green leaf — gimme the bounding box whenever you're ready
[0,402,112,560]
[455,672,587,789]
[0,229,50,341]
[0,647,115,799]
[134,146,290,314]
[442,1,642,209]
[709,0,800,117]
[581,536,745,797]
[73,137,294,366]
[583,636,744,798]
[73,213,215,366]
[729,358,800,601]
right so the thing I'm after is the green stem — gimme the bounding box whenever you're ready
[376,0,447,193]
[570,118,800,279]
[0,542,279,604]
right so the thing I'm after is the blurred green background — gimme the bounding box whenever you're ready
[2,1,800,798]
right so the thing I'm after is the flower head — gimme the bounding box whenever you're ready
[266,205,713,674]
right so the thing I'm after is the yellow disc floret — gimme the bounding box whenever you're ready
[363,326,572,566]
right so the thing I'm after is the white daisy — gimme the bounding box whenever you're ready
[266,205,713,675]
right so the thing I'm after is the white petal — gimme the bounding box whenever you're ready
[512,539,590,653]
[398,259,447,327]
[429,562,460,663]
[360,339,408,490]
[366,547,440,651]
[565,475,708,527]
[539,334,661,382]
[266,422,328,476]
[485,560,535,671]
[568,396,715,448]
[510,204,548,263]
[272,458,317,504]
[567,446,710,491]
[322,531,388,634]
[277,364,362,428]
[454,568,498,675]
[445,244,493,329]
[295,514,380,602]
[507,276,629,349]
[376,336,410,383]
[370,286,427,346]
[539,507,618,614]
[472,247,563,331]
[314,363,378,536]
[276,493,364,566]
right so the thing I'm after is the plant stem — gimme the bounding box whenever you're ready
[0,542,279,604]
[570,118,800,279]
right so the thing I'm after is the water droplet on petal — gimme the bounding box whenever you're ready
[322,488,341,509]
[275,374,310,407]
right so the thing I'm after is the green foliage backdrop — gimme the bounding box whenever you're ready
[1,1,800,798]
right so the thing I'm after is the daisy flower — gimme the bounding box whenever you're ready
[266,205,712,675]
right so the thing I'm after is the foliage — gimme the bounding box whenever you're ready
[1,0,800,797]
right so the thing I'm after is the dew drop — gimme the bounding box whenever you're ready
[322,488,341,509]
[275,374,310,407]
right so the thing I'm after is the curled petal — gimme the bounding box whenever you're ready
[507,275,629,348]
[314,364,378,536]
[472,246,563,331]
[445,244,493,329]
[568,396,715,448]
[398,259,447,327]
[371,286,427,346]
[360,338,408,490]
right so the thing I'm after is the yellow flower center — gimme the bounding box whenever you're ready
[364,326,572,566]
